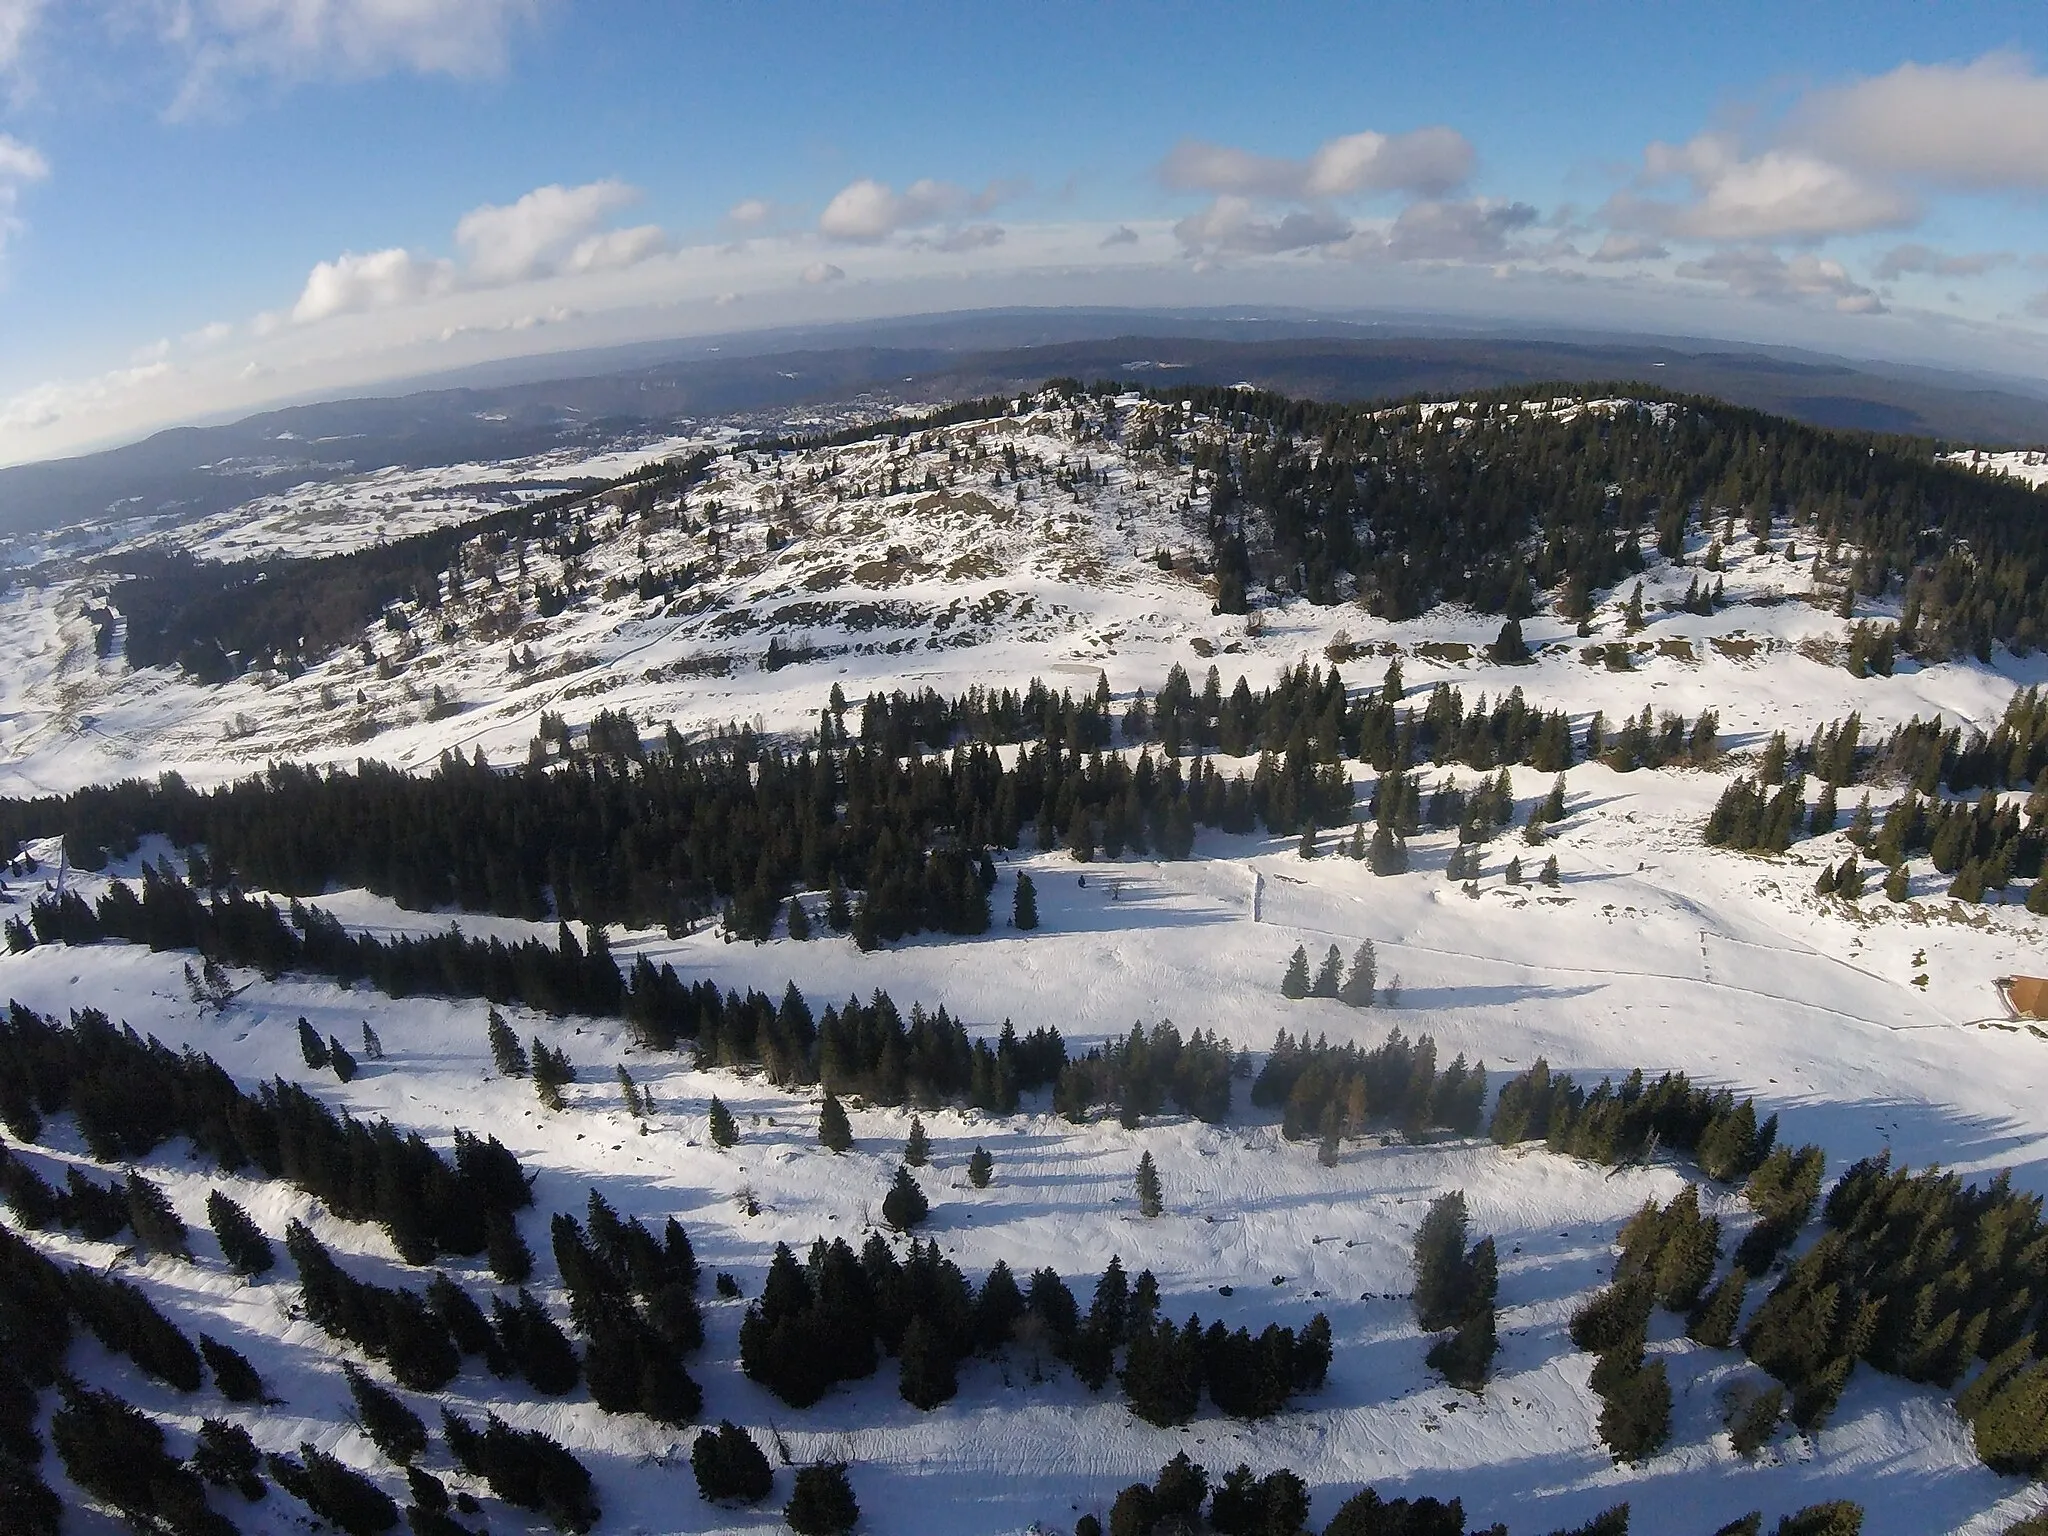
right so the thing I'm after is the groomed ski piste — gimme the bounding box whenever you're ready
[1,389,2045,1535]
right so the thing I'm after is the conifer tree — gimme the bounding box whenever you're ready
[1542,854,1560,886]
[532,1040,574,1110]
[329,1036,359,1083]
[1298,821,1319,859]
[192,1417,266,1501]
[361,1022,383,1061]
[1310,944,1343,998]
[691,1420,774,1505]
[485,1209,534,1284]
[1728,1384,1783,1458]
[615,1065,644,1118]
[344,1362,428,1465]
[825,871,851,932]
[967,1145,993,1188]
[1686,1268,1747,1349]
[298,1017,329,1069]
[786,895,811,940]
[898,1315,959,1410]
[708,1096,739,1148]
[1013,871,1039,929]
[1135,1152,1163,1218]
[125,1173,189,1257]
[904,1116,930,1166]
[1280,945,1311,999]
[198,1334,266,1403]
[882,1165,929,1231]
[785,1462,859,1536]
[487,1009,528,1076]
[1339,940,1377,1007]
[1368,820,1409,875]
[818,1093,853,1153]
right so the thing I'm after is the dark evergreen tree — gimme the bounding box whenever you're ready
[1310,944,1343,998]
[1279,945,1310,999]
[207,1189,274,1276]
[898,1315,959,1410]
[345,1362,428,1465]
[1014,871,1039,929]
[191,1416,267,1500]
[691,1420,774,1504]
[126,1171,190,1257]
[787,895,812,940]
[299,1016,329,1069]
[1339,939,1377,1007]
[818,1092,854,1152]
[199,1333,266,1403]
[904,1116,930,1166]
[1135,1152,1163,1218]
[967,1144,993,1188]
[486,1209,534,1283]
[785,1461,860,1536]
[487,1009,528,1076]
[330,1035,359,1083]
[882,1164,930,1231]
[708,1095,739,1148]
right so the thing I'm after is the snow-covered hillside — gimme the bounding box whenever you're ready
[1943,448,2048,491]
[1,389,2046,1536]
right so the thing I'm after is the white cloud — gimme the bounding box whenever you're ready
[1161,126,1472,200]
[0,132,44,183]
[1100,224,1139,248]
[0,130,48,262]
[1796,52,2048,191]
[1611,133,1914,242]
[1376,199,1537,262]
[1872,242,2009,280]
[0,0,40,76]
[725,197,775,230]
[291,247,455,323]
[818,177,963,242]
[1588,232,1667,263]
[801,261,844,285]
[455,179,642,283]
[926,223,1004,253]
[0,357,172,435]
[1174,196,1353,256]
[564,222,668,273]
[1675,248,1885,313]
[164,0,543,114]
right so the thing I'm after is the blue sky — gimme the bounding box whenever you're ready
[1,2,2046,464]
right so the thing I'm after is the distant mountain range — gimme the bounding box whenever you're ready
[5,308,2047,540]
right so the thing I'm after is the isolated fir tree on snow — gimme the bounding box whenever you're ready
[691,1420,773,1504]
[1280,945,1310,999]
[297,1016,328,1069]
[344,1361,428,1465]
[1135,1152,1163,1218]
[487,1008,528,1076]
[786,895,811,940]
[967,1145,994,1188]
[708,1095,739,1148]
[125,1172,188,1257]
[818,1092,854,1152]
[1310,944,1343,998]
[904,1116,930,1166]
[1013,871,1039,929]
[882,1164,930,1231]
[1339,939,1377,1006]
[328,1035,358,1083]
[786,1461,859,1536]
[198,1333,266,1403]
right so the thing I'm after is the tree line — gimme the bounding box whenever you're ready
[738,1235,1329,1429]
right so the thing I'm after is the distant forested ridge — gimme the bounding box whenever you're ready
[1157,382,2048,657]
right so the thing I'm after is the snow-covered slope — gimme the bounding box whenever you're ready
[2,391,2046,1536]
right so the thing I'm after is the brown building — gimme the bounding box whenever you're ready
[2003,976,2048,1020]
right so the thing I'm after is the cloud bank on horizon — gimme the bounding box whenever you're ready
[1,3,2047,464]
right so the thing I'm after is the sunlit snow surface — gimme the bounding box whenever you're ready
[2,395,2046,1534]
